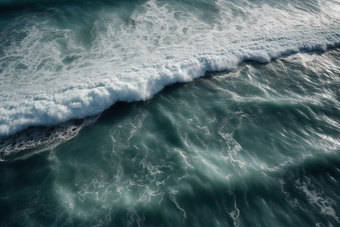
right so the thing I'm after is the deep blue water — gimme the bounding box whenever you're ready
[1,0,340,226]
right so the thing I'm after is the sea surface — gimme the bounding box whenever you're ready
[1,0,340,226]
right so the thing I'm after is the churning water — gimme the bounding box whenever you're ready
[1,0,340,226]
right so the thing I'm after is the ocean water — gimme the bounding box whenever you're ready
[1,0,340,226]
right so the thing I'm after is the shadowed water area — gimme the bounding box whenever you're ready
[1,49,340,226]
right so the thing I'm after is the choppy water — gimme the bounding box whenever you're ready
[1,0,340,226]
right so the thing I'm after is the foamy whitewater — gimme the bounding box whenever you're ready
[1,0,340,226]
[1,0,339,137]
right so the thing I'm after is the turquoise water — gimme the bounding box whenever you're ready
[1,0,340,226]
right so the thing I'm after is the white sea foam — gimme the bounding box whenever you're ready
[0,116,99,161]
[295,177,340,222]
[0,0,340,138]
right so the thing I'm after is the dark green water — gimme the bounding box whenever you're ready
[1,0,340,225]
[1,49,340,226]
